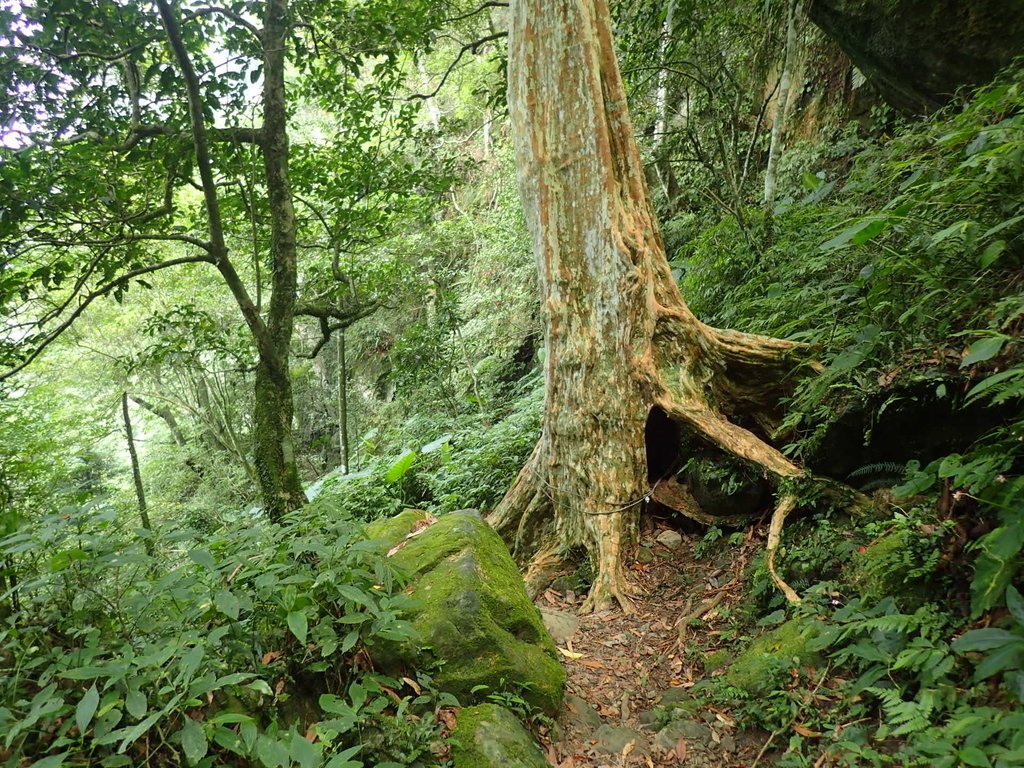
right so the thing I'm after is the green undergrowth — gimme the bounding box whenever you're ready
[308,386,542,520]
[688,485,1023,767]
[671,66,1024,766]
[0,500,454,767]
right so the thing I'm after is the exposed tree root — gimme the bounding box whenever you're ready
[767,495,801,603]
[582,511,638,614]
[488,323,828,613]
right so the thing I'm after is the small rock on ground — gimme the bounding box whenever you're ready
[564,693,603,732]
[656,529,683,549]
[594,724,650,756]
[654,719,713,750]
[540,607,580,645]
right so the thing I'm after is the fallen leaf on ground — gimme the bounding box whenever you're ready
[675,738,688,760]
[794,724,823,738]
[558,647,585,659]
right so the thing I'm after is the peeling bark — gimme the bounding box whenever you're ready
[493,0,818,611]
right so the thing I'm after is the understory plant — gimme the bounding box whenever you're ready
[0,499,448,767]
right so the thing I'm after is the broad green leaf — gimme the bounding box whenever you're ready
[979,239,1006,268]
[59,667,105,679]
[971,524,1024,615]
[256,733,289,768]
[384,449,417,483]
[319,694,352,715]
[208,712,256,726]
[958,746,992,767]
[179,646,204,681]
[952,628,1021,652]
[821,217,889,250]
[1007,585,1024,626]
[966,368,1022,403]
[214,589,240,620]
[214,673,254,688]
[930,220,973,246]
[974,642,1024,680]
[421,434,452,454]
[336,584,372,608]
[247,680,274,696]
[117,711,161,753]
[76,684,100,733]
[324,744,362,768]
[1005,670,1024,703]
[125,688,147,720]
[287,610,308,645]
[180,718,208,765]
[982,213,1024,239]
[801,171,824,190]
[30,755,68,768]
[188,548,217,571]
[348,682,367,712]
[290,731,321,768]
[961,336,1007,367]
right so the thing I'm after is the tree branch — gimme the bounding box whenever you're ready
[0,255,216,383]
[443,2,508,25]
[408,31,507,101]
[185,6,263,42]
[156,0,276,373]
[295,301,380,359]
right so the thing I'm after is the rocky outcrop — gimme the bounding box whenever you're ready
[365,509,565,715]
[809,0,1024,114]
[449,704,549,768]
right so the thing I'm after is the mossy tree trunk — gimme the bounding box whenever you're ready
[491,0,815,612]
[252,0,305,518]
[157,0,305,521]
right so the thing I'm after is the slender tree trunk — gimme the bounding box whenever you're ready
[254,0,306,520]
[122,392,154,554]
[492,0,816,612]
[337,330,349,474]
[129,394,187,447]
[651,0,679,205]
[764,0,800,209]
[157,0,304,521]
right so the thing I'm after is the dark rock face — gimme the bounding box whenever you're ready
[809,0,1024,114]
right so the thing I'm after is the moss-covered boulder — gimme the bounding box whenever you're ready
[449,704,549,768]
[365,509,565,715]
[725,618,823,694]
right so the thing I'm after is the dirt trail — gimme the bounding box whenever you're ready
[535,525,774,767]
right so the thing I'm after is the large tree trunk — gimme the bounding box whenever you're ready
[491,0,815,612]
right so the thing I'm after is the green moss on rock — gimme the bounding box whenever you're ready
[365,508,430,548]
[844,528,932,607]
[450,704,549,768]
[725,618,822,695]
[366,510,565,715]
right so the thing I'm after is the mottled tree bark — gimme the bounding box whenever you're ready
[491,0,814,612]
